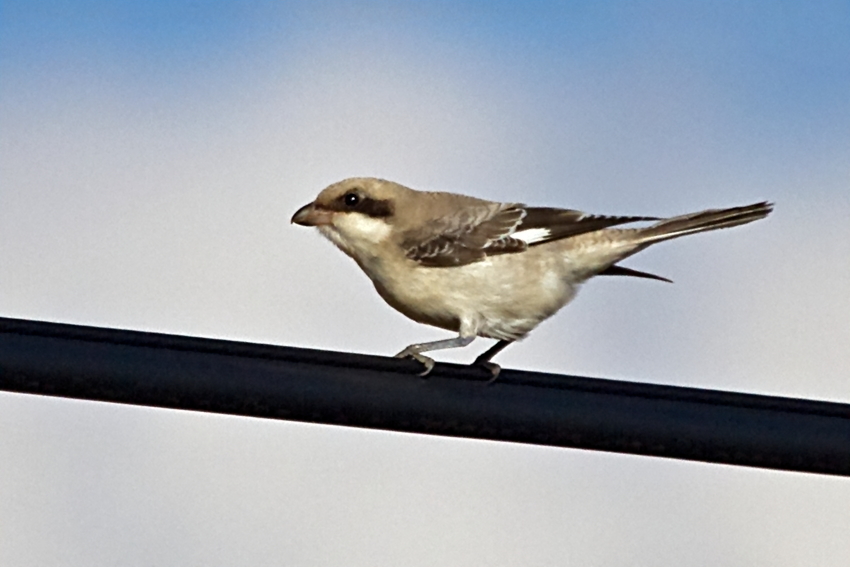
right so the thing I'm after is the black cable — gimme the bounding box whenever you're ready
[1,316,848,476]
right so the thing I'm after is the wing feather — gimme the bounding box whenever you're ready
[515,208,658,245]
[403,204,657,268]
[403,203,526,267]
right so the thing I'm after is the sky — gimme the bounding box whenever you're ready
[1,1,849,566]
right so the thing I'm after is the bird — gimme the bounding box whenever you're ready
[291,177,772,379]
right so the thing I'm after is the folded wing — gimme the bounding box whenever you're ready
[403,204,657,268]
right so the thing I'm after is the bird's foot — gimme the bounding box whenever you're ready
[394,348,436,376]
[474,359,502,384]
[471,339,511,383]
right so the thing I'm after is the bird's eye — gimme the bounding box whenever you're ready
[343,192,360,207]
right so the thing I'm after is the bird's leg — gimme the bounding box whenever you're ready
[473,339,514,383]
[395,335,475,376]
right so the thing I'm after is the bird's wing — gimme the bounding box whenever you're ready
[512,208,659,246]
[401,203,527,267]
[402,204,657,268]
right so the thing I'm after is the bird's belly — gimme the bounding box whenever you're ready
[371,254,578,340]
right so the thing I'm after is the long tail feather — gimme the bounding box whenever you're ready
[639,201,773,244]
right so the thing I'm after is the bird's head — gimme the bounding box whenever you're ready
[291,177,405,260]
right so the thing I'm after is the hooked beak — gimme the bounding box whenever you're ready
[291,202,333,226]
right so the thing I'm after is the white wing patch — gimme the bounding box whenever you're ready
[512,227,552,245]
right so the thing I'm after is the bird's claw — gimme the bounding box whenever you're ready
[477,361,502,384]
[394,349,435,376]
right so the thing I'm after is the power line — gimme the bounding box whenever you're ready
[1,316,848,476]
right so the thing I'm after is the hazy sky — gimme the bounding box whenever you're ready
[2,2,849,566]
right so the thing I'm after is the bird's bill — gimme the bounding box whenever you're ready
[291,202,333,226]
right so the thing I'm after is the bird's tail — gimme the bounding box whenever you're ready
[637,201,773,245]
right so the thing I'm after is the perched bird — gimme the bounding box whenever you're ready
[292,177,772,378]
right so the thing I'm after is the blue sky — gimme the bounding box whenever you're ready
[6,2,849,125]
[2,2,849,566]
